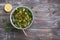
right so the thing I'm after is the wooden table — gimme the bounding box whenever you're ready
[0,0,60,40]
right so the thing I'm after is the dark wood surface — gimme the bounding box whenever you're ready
[0,0,60,40]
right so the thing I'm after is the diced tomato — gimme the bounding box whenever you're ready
[20,13,22,16]
[20,11,22,16]
[20,18,23,20]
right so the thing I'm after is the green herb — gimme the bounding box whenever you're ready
[2,19,6,23]
[5,23,11,32]
[5,23,21,32]
[5,26,10,32]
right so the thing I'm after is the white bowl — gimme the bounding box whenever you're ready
[10,6,34,29]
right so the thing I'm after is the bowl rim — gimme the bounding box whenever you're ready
[10,6,34,29]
